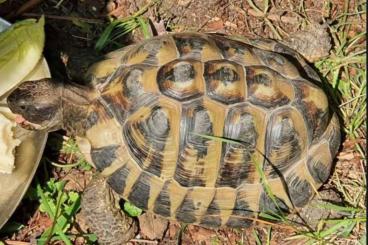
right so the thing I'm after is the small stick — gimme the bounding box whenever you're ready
[4,241,31,245]
[7,0,44,18]
[130,239,159,244]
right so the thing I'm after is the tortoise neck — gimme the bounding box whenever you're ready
[61,82,95,136]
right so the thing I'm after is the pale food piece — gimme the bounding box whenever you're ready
[0,107,21,174]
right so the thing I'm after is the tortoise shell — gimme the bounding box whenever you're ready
[80,33,340,228]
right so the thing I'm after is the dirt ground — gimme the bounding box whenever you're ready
[0,0,366,244]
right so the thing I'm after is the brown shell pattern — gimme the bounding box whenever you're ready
[85,33,340,228]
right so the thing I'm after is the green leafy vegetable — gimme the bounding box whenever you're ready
[124,201,142,217]
[0,17,45,97]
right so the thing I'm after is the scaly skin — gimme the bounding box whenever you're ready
[81,175,138,244]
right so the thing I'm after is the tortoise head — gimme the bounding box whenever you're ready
[7,78,63,131]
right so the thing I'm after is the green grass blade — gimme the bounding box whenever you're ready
[95,21,119,51]
[137,17,151,39]
[253,230,262,245]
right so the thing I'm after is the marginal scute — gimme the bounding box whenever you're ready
[246,67,294,109]
[91,144,120,171]
[157,59,204,101]
[175,187,215,224]
[153,182,171,217]
[286,167,314,207]
[128,172,152,210]
[226,194,253,227]
[307,142,332,184]
[204,60,246,104]
[173,33,222,61]
[210,34,261,65]
[200,188,236,227]
[107,164,130,194]
[175,194,197,223]
[326,114,341,157]
[259,192,289,214]
[122,35,178,66]
[252,48,300,79]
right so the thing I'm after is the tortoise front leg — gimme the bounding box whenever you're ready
[81,175,138,245]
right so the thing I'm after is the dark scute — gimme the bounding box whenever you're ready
[259,192,289,215]
[123,38,163,65]
[307,157,330,183]
[254,73,272,86]
[247,69,290,108]
[101,94,126,122]
[184,105,213,158]
[90,145,119,171]
[206,195,221,215]
[85,111,99,129]
[200,216,222,228]
[313,111,330,143]
[124,106,170,177]
[226,216,253,228]
[293,83,329,143]
[211,35,247,58]
[188,108,213,159]
[174,105,212,187]
[174,160,206,187]
[250,96,290,109]
[123,68,145,98]
[107,165,130,194]
[165,62,195,83]
[328,126,341,157]
[157,60,201,101]
[217,110,257,187]
[265,115,302,177]
[175,195,197,223]
[204,60,244,104]
[253,48,286,67]
[211,66,239,85]
[216,150,250,187]
[287,176,313,207]
[147,106,170,137]
[127,172,151,210]
[200,199,223,226]
[232,197,252,217]
[303,64,322,82]
[273,43,321,84]
[226,196,253,227]
[153,182,171,217]
[174,35,206,57]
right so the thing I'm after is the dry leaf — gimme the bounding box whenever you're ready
[138,213,169,240]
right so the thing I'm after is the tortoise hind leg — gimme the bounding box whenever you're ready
[81,175,138,244]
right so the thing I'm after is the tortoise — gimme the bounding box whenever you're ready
[7,32,341,244]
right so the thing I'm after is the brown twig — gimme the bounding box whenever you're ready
[4,241,31,245]
[6,0,44,18]
[130,239,159,244]
[20,13,105,24]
